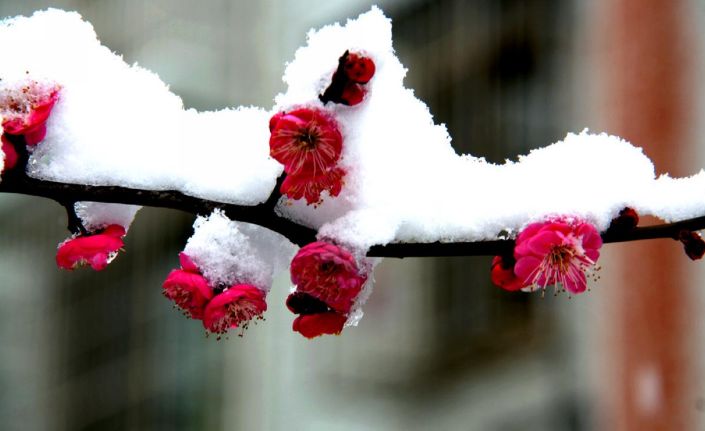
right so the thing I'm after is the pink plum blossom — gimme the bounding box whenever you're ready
[513,218,602,294]
[1,81,60,146]
[269,108,343,177]
[280,166,345,205]
[290,241,367,314]
[162,253,213,319]
[56,224,126,271]
[202,284,267,336]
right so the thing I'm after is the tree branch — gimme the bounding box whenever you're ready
[1,169,704,257]
[0,170,317,246]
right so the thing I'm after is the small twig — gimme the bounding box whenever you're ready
[61,201,87,235]
[319,50,350,105]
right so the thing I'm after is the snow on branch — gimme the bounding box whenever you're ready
[1,7,705,339]
[2,162,704,257]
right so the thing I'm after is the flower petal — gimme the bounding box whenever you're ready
[292,312,347,338]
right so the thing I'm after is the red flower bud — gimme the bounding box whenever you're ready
[490,255,525,291]
[678,230,705,260]
[340,82,365,106]
[608,207,639,232]
[344,52,376,84]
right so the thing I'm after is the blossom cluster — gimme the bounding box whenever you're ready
[4,7,705,346]
[159,233,372,339]
[269,51,376,205]
[319,50,376,106]
[287,241,370,338]
[269,108,344,205]
[163,252,267,338]
[268,51,378,334]
[0,47,379,340]
[0,80,138,276]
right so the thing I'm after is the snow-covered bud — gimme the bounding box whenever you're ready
[0,80,60,146]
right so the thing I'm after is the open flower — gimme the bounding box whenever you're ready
[280,166,345,205]
[202,284,267,336]
[1,81,60,146]
[513,219,602,294]
[269,108,342,177]
[290,241,367,314]
[162,253,213,319]
[56,224,126,271]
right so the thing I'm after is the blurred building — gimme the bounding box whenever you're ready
[0,1,703,430]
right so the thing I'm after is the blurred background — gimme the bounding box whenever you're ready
[1,0,704,430]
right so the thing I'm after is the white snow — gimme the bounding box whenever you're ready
[74,202,140,232]
[0,9,280,206]
[0,7,704,254]
[345,257,380,327]
[272,7,695,250]
[183,210,296,291]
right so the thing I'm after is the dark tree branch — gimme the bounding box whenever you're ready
[1,169,704,256]
[0,170,318,246]
[367,215,705,257]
